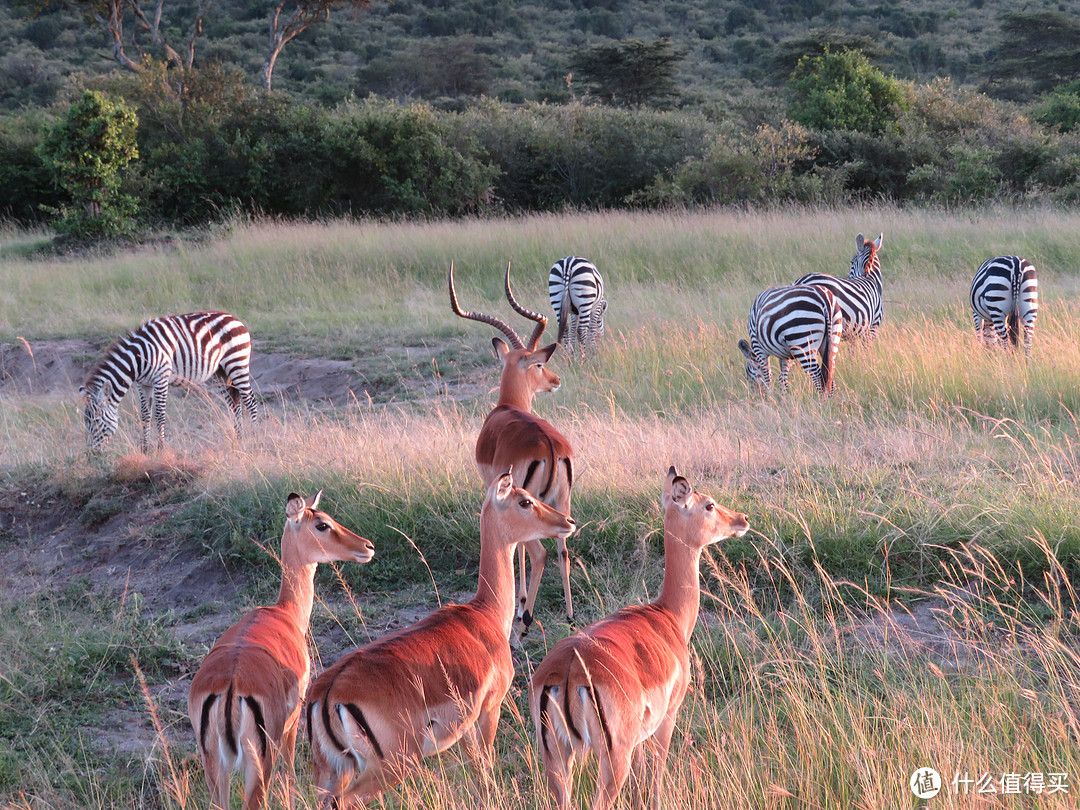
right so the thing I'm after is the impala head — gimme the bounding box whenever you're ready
[492,337,562,398]
[850,232,883,278]
[736,338,770,392]
[79,380,118,450]
[484,468,576,547]
[284,490,375,565]
[662,466,749,549]
[450,261,563,406]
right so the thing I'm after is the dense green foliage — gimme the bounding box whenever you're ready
[36,89,139,238]
[788,48,906,134]
[4,1,1080,229]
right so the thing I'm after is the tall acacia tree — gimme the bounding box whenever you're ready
[569,38,685,108]
[262,0,372,90]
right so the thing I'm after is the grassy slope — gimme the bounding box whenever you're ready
[1,206,1079,808]
[4,0,1079,112]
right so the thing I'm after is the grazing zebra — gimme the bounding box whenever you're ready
[737,284,843,395]
[548,256,607,357]
[970,256,1038,356]
[79,311,258,451]
[793,232,883,341]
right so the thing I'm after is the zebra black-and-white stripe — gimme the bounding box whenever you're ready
[79,311,258,451]
[737,284,843,395]
[548,256,606,357]
[970,256,1038,356]
[793,232,883,341]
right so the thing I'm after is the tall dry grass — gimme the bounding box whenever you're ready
[3,206,1080,808]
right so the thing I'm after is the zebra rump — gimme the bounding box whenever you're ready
[548,256,606,355]
[793,232,883,341]
[80,311,258,450]
[970,256,1038,355]
[737,284,843,395]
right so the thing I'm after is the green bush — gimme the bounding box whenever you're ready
[653,120,842,206]
[320,98,497,217]
[0,111,59,223]
[788,48,907,134]
[36,90,139,238]
[453,100,714,210]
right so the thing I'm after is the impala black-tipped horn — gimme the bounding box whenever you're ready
[503,261,549,350]
[448,262,526,350]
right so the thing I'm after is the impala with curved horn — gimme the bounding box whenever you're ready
[530,467,749,810]
[305,470,576,807]
[187,491,374,810]
[449,262,576,632]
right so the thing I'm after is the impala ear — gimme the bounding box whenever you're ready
[494,468,514,502]
[306,489,323,511]
[286,492,306,522]
[492,337,510,359]
[530,342,558,365]
[663,466,692,509]
[737,338,753,360]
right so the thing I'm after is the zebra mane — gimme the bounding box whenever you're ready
[82,331,137,392]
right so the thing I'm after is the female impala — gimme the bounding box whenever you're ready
[187,491,374,810]
[530,467,749,810]
[305,470,576,808]
[449,262,576,631]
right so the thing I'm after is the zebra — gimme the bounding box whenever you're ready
[79,311,258,451]
[737,284,843,395]
[548,256,607,357]
[970,256,1038,357]
[793,232,883,342]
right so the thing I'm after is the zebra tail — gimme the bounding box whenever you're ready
[1006,311,1020,346]
[820,305,840,395]
[557,291,571,345]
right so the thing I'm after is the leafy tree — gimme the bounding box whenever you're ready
[1035,82,1080,133]
[987,11,1080,98]
[772,28,886,79]
[569,38,686,108]
[37,89,139,238]
[788,48,907,134]
[262,0,373,91]
[26,0,212,96]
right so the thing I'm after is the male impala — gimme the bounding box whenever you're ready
[449,262,576,631]
[530,467,749,810]
[187,491,375,810]
[305,470,576,807]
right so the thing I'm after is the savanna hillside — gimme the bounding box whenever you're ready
[2,207,1080,808]
[3,0,1080,236]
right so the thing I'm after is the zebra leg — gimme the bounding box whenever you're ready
[991,317,1010,349]
[153,379,169,449]
[137,384,154,452]
[778,358,790,392]
[221,379,244,437]
[795,355,824,393]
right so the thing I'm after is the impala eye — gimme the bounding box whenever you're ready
[519,498,533,508]
[316,522,330,531]
[705,503,715,512]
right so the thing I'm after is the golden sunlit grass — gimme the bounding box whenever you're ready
[2,206,1080,808]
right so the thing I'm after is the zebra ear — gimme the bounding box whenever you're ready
[874,233,883,250]
[737,339,753,360]
[855,233,865,250]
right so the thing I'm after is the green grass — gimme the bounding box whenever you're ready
[2,206,1080,808]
